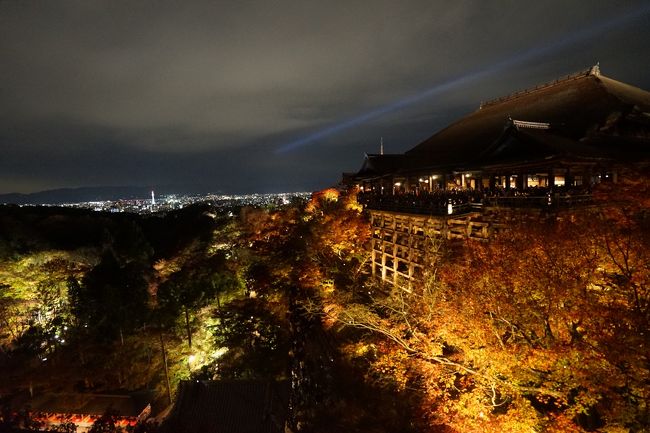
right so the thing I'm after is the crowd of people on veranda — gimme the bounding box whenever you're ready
[357,185,593,213]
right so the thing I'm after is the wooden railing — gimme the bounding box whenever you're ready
[484,194,593,208]
[362,194,593,215]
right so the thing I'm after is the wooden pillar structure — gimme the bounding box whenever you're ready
[368,209,490,291]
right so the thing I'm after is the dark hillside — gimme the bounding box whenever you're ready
[0,204,221,259]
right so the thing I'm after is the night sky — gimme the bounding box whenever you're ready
[2,1,649,195]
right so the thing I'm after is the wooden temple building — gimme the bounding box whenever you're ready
[347,66,650,289]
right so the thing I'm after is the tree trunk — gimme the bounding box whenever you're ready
[159,330,172,405]
[215,287,227,334]
[184,306,192,349]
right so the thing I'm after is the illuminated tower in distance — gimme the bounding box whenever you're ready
[151,190,155,207]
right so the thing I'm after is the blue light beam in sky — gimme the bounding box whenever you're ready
[275,4,650,154]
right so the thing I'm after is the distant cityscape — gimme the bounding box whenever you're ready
[12,191,312,214]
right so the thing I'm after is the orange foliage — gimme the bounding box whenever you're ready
[330,189,650,431]
[305,188,340,214]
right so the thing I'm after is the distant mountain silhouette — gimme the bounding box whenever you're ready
[0,185,219,205]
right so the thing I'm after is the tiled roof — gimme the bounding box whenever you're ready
[354,153,405,179]
[395,69,650,172]
[163,380,290,433]
[479,124,605,166]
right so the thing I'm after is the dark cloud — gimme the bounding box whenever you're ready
[1,0,649,193]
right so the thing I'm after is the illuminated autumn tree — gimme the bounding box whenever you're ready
[303,188,371,289]
[325,187,650,431]
[156,251,242,348]
[0,249,96,354]
[236,189,377,431]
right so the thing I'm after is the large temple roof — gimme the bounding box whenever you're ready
[480,125,606,167]
[370,67,650,176]
[354,153,405,179]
